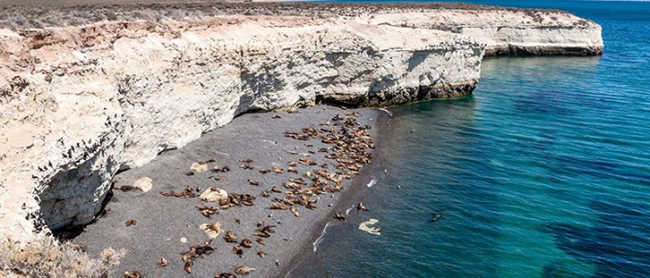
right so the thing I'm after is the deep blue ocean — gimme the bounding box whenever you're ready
[288,1,650,277]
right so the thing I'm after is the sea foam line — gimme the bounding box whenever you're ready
[379,108,393,116]
[345,203,356,215]
[367,177,378,188]
[312,222,331,252]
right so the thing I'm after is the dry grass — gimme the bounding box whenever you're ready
[0,236,123,278]
[0,1,571,30]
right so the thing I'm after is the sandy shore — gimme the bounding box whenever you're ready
[72,105,384,277]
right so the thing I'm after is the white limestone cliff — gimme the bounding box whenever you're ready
[359,9,603,56]
[0,6,604,240]
[0,16,483,238]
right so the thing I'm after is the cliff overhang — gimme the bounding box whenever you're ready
[0,3,603,239]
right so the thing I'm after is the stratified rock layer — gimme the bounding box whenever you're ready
[0,4,603,239]
[0,16,483,237]
[359,9,603,56]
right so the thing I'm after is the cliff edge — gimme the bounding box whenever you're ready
[0,3,603,240]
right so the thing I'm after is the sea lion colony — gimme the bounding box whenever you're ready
[114,110,374,277]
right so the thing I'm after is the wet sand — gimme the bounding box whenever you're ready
[73,105,385,277]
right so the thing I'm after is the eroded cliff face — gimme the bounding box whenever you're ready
[0,16,484,237]
[0,5,605,239]
[359,9,603,56]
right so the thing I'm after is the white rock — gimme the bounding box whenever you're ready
[199,221,222,239]
[199,187,228,203]
[360,9,603,56]
[133,177,152,192]
[190,162,208,174]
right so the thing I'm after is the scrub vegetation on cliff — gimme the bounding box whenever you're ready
[0,237,123,278]
[0,1,584,30]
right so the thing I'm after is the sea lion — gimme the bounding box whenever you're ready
[357,202,369,211]
[257,250,266,258]
[160,257,168,267]
[254,231,270,238]
[184,260,193,274]
[233,245,243,257]
[124,271,141,278]
[223,231,237,243]
[269,203,288,210]
[259,169,271,174]
[430,212,442,222]
[235,266,255,274]
[260,225,276,234]
[334,213,346,221]
[290,205,300,217]
[125,220,136,226]
[240,238,252,248]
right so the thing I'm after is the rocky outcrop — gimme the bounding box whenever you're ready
[0,4,604,240]
[0,16,483,238]
[358,9,603,56]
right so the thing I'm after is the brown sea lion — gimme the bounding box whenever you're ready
[357,202,369,211]
[235,266,255,274]
[233,245,243,257]
[240,238,252,248]
[184,260,193,274]
[223,231,237,243]
[124,271,141,278]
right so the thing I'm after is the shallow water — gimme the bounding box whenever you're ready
[289,1,650,277]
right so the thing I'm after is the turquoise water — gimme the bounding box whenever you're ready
[289,1,650,277]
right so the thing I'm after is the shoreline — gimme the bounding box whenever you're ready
[280,108,391,277]
[0,0,603,255]
[72,105,385,277]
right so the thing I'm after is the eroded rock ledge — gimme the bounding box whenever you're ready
[0,3,602,239]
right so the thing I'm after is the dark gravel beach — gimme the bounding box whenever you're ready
[72,105,387,278]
